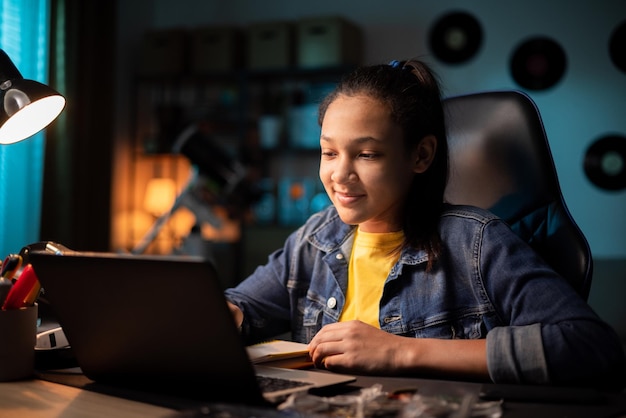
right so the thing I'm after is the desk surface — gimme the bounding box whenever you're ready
[0,379,174,418]
[1,374,626,418]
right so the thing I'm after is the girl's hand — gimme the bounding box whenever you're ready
[308,320,489,379]
[308,320,414,374]
[227,302,243,330]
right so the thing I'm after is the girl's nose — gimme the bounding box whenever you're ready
[331,158,357,184]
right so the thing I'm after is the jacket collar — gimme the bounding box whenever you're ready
[306,206,429,266]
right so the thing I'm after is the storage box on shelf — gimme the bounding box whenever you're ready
[190,26,244,74]
[138,28,188,77]
[296,16,363,69]
[247,21,294,70]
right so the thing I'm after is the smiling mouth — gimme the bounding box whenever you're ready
[334,191,364,205]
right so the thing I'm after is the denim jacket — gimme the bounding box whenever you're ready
[225,204,625,386]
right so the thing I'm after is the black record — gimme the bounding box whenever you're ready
[609,20,626,74]
[584,134,626,191]
[429,11,483,64]
[510,37,567,91]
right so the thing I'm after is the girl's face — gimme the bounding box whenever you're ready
[319,94,426,233]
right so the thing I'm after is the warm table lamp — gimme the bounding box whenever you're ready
[0,49,66,144]
[144,178,177,217]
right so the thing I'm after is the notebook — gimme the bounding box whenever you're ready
[27,245,355,405]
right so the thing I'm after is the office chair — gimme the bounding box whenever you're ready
[442,90,593,300]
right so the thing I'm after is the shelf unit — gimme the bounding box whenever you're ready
[123,67,349,281]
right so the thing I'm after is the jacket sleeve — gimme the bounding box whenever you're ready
[480,220,625,388]
[224,220,314,344]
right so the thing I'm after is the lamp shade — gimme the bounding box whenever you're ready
[144,178,177,216]
[0,49,66,144]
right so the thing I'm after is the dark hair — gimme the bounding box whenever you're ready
[318,59,449,266]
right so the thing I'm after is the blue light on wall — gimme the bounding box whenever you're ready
[0,0,52,256]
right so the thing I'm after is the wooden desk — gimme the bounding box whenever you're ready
[2,375,626,418]
[0,379,175,418]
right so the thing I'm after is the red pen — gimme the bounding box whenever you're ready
[2,263,39,310]
[0,254,22,307]
[1,254,22,280]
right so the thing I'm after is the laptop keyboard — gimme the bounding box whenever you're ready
[257,375,313,393]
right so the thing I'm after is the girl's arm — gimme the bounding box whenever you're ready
[308,320,489,380]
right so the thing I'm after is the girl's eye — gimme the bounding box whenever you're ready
[321,151,336,158]
[359,153,378,160]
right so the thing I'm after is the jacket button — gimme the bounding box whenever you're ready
[327,297,337,309]
[335,253,344,260]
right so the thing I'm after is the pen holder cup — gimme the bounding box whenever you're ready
[0,304,37,381]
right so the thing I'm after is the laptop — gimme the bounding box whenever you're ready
[26,243,355,405]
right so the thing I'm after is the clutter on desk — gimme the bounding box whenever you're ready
[278,383,503,418]
[0,242,78,372]
[1,263,40,310]
[0,254,40,310]
[0,241,69,310]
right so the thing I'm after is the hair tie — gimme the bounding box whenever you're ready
[389,60,402,69]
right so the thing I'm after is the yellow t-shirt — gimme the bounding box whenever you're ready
[339,227,404,328]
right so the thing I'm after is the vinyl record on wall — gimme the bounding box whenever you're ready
[609,20,626,74]
[429,11,483,64]
[510,37,567,90]
[584,134,626,191]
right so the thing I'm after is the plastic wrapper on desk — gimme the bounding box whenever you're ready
[278,384,503,418]
[166,384,503,417]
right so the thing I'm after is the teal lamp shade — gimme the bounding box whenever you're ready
[0,49,65,144]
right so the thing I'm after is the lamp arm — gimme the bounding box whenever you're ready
[131,188,187,255]
[131,170,198,255]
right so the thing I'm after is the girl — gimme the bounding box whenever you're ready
[225,60,625,387]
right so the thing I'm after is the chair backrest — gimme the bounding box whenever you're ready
[442,90,593,300]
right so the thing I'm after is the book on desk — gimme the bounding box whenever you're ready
[247,340,313,369]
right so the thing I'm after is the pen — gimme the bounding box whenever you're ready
[2,263,39,310]
[23,279,42,306]
[0,254,22,306]
[0,254,22,280]
[0,275,11,307]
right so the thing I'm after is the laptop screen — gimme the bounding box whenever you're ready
[29,249,265,404]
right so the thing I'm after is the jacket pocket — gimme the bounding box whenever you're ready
[293,294,325,342]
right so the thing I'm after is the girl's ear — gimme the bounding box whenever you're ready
[413,135,437,173]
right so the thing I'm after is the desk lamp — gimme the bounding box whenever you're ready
[0,49,66,144]
[131,124,248,254]
[144,178,177,217]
